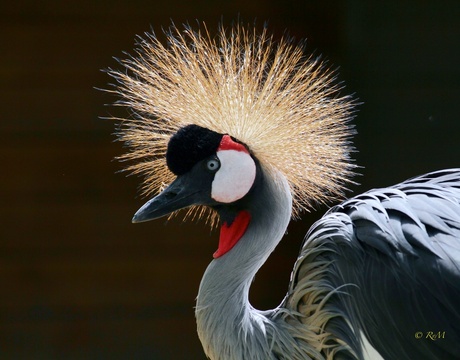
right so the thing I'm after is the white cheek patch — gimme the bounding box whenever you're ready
[211,150,256,203]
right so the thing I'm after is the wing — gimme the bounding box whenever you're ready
[284,169,460,360]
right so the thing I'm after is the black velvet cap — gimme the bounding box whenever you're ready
[166,124,223,175]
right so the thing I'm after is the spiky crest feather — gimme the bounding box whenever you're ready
[108,22,356,223]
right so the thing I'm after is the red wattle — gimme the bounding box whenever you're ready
[213,210,251,258]
[218,135,249,153]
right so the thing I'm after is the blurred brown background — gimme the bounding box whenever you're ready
[1,1,459,359]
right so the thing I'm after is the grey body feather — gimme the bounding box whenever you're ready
[292,169,460,359]
[196,168,460,359]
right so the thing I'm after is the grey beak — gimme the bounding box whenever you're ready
[132,175,202,223]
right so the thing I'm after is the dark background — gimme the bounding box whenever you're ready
[1,1,459,359]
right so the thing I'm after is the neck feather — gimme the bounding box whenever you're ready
[196,168,292,359]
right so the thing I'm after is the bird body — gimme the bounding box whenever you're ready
[294,169,460,359]
[107,22,460,359]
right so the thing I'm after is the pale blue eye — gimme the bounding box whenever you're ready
[206,158,220,172]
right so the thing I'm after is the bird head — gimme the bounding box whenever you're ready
[132,124,257,221]
[131,123,267,257]
[107,22,357,256]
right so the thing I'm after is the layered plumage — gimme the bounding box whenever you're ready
[292,169,460,359]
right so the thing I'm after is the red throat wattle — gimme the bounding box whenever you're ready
[213,211,251,258]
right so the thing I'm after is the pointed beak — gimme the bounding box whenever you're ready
[132,174,203,223]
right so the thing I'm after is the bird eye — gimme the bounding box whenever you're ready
[206,158,221,172]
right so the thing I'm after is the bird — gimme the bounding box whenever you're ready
[107,22,460,360]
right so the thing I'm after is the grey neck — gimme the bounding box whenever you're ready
[195,168,292,359]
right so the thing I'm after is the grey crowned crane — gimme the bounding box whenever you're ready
[107,23,460,360]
